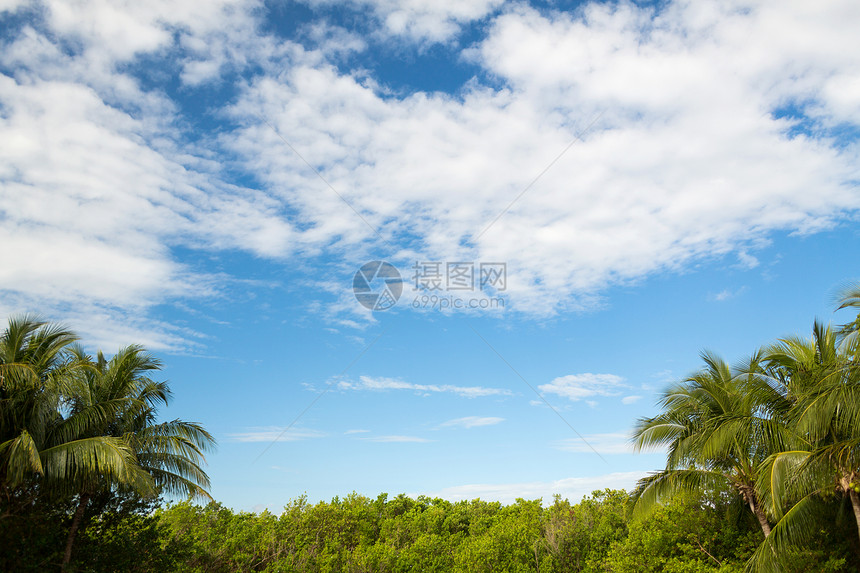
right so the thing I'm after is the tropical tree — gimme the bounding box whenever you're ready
[834,281,860,353]
[0,315,141,517]
[57,344,216,570]
[0,315,76,497]
[631,351,781,538]
[750,321,860,571]
[0,315,215,571]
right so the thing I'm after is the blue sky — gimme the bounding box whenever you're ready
[1,0,859,510]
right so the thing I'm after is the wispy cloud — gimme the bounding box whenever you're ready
[417,471,650,505]
[710,286,747,302]
[0,0,298,348]
[438,416,505,429]
[539,373,626,401]
[621,395,642,405]
[337,376,513,398]
[344,429,371,435]
[227,426,326,443]
[231,0,860,319]
[361,435,433,443]
[2,0,859,345]
[737,251,760,269]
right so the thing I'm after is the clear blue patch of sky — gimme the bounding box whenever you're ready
[771,101,860,146]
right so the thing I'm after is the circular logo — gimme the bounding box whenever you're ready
[353,261,402,311]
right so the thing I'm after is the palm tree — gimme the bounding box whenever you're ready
[57,344,216,570]
[0,315,76,485]
[750,321,860,570]
[834,281,860,353]
[0,316,216,571]
[0,316,140,516]
[632,351,782,537]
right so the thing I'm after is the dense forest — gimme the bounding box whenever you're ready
[4,487,855,572]
[3,284,860,571]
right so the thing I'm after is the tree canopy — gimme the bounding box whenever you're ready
[0,315,215,571]
[632,284,860,572]
[3,282,860,572]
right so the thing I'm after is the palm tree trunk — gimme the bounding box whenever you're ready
[849,488,860,545]
[740,486,771,537]
[61,492,90,572]
[749,498,772,537]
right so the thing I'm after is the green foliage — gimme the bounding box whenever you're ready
[454,498,543,572]
[72,493,186,573]
[6,282,860,571]
[144,490,780,573]
[0,490,183,572]
[630,352,777,537]
[0,315,214,571]
[630,292,860,572]
[539,490,628,572]
[608,490,760,573]
[3,482,855,572]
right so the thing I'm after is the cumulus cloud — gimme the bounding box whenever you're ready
[2,0,859,346]
[38,0,274,82]
[300,0,504,43]
[539,373,626,401]
[229,0,860,316]
[0,0,301,348]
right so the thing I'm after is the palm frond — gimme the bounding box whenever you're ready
[0,429,44,485]
[630,468,731,520]
[745,493,821,573]
[39,436,154,495]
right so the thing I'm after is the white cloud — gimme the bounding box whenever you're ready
[338,375,513,398]
[39,0,273,83]
[229,0,860,317]
[621,395,642,405]
[0,0,27,13]
[539,373,626,401]
[714,290,732,301]
[0,2,303,348]
[344,429,371,434]
[438,416,504,429]
[301,0,504,43]
[2,0,859,345]
[418,471,649,505]
[303,22,368,59]
[710,286,747,302]
[227,426,327,442]
[361,435,433,443]
[737,250,760,269]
